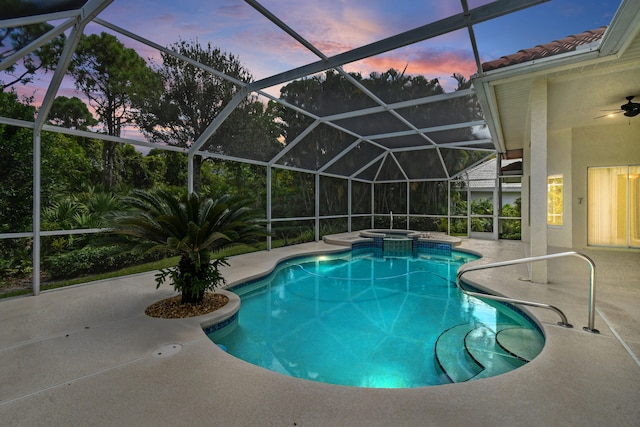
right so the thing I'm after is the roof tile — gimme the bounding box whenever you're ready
[481,26,606,72]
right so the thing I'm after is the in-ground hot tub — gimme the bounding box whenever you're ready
[358,229,462,257]
[359,229,462,245]
[360,229,415,256]
[360,229,415,239]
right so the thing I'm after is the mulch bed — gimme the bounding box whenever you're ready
[145,292,229,318]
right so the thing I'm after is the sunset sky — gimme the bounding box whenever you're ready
[95,0,619,88]
[5,0,622,101]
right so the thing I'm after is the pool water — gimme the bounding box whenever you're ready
[211,250,544,388]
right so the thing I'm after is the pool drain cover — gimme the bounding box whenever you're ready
[153,344,182,358]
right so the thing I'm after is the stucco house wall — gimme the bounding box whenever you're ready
[522,121,639,249]
[571,123,640,248]
[541,123,640,248]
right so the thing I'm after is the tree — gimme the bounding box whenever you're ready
[135,39,280,192]
[68,32,160,189]
[0,91,35,278]
[116,144,153,189]
[0,91,106,234]
[0,91,35,232]
[501,197,521,240]
[41,187,120,256]
[41,131,99,197]
[0,88,34,121]
[109,189,266,303]
[48,96,98,130]
[0,5,65,89]
[276,68,487,218]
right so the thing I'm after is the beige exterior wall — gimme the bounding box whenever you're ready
[569,123,640,248]
[521,121,639,250]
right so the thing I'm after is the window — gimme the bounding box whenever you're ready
[547,175,563,226]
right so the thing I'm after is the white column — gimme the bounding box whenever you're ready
[529,79,548,283]
[493,156,500,240]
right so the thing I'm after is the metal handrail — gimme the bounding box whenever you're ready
[456,251,599,333]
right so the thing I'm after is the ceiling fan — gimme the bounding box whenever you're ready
[596,96,640,118]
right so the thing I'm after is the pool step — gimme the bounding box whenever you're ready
[464,325,526,379]
[496,327,545,362]
[435,323,542,383]
[434,324,483,382]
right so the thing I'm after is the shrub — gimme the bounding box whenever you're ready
[44,245,161,280]
[0,239,32,280]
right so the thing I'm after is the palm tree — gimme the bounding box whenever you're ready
[109,189,266,303]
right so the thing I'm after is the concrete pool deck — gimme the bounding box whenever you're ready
[1,238,639,426]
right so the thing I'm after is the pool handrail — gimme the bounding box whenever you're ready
[456,251,599,334]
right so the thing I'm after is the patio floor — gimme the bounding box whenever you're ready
[1,238,639,426]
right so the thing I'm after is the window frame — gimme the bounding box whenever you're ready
[547,174,563,226]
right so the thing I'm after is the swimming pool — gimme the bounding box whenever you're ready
[209,249,544,388]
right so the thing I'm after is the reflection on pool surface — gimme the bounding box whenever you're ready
[210,249,544,388]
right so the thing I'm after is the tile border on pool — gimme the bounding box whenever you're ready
[202,310,238,335]
[198,289,241,341]
[352,236,456,256]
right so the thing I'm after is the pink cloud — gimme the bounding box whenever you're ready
[246,1,387,55]
[341,47,477,91]
[223,1,478,86]
[407,48,478,78]
[3,1,478,114]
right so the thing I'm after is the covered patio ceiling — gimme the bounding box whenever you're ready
[0,0,563,185]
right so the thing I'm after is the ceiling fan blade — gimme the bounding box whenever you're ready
[594,111,624,119]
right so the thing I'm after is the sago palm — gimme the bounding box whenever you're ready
[110,189,266,303]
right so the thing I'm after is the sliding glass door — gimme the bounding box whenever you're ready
[588,166,640,247]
